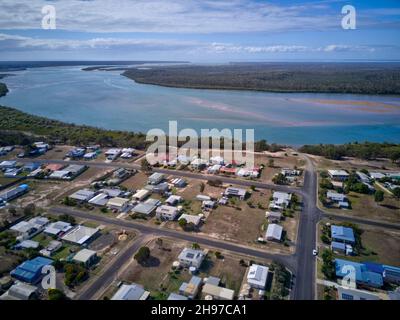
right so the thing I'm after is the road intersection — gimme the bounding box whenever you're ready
[19,156,400,300]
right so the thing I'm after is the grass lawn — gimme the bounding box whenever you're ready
[323,191,399,223]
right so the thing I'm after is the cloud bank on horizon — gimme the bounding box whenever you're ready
[0,0,399,61]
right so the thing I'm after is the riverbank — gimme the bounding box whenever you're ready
[122,63,400,95]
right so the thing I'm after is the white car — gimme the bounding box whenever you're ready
[312,249,318,256]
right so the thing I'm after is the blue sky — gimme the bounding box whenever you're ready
[0,0,399,61]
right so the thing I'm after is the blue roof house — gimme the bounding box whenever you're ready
[11,256,53,284]
[331,225,355,244]
[335,259,383,288]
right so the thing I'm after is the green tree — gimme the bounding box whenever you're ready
[141,158,152,173]
[392,187,400,199]
[374,190,384,203]
[199,182,205,193]
[134,246,150,264]
[48,289,67,300]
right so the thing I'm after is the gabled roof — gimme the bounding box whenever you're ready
[331,225,355,243]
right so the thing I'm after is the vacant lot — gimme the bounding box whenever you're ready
[322,191,399,223]
[318,219,400,267]
[120,171,149,190]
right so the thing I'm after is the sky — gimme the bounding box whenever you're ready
[0,0,399,62]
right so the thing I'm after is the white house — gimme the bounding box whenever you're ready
[179,214,201,226]
[148,172,165,185]
[328,169,349,181]
[107,197,129,211]
[265,224,283,241]
[156,205,181,221]
[73,249,97,267]
[111,283,150,300]
[337,286,380,300]
[132,189,151,201]
[247,264,269,290]
[178,248,206,268]
[166,195,183,206]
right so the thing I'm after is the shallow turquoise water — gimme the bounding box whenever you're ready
[1,66,399,145]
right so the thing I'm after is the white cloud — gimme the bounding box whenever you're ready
[0,33,383,55]
[0,0,341,33]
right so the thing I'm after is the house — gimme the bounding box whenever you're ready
[132,189,151,201]
[0,282,38,300]
[10,216,49,240]
[132,200,158,216]
[271,192,292,208]
[224,187,247,200]
[33,142,49,150]
[14,240,39,250]
[49,170,70,180]
[156,205,181,221]
[27,168,44,178]
[0,160,17,170]
[88,193,109,206]
[167,293,189,300]
[112,283,150,300]
[201,283,235,300]
[101,188,123,198]
[337,286,380,300]
[331,242,353,256]
[356,171,371,183]
[4,168,22,177]
[265,211,282,223]
[105,148,122,160]
[73,249,97,267]
[205,276,221,286]
[145,182,169,194]
[236,168,259,178]
[107,197,129,211]
[196,195,211,201]
[177,155,191,165]
[202,200,216,210]
[363,262,400,284]
[23,162,40,172]
[210,156,224,165]
[331,225,355,244]
[83,152,97,160]
[61,225,99,245]
[326,191,348,207]
[370,172,386,180]
[179,276,202,299]
[171,178,187,188]
[39,240,62,257]
[220,167,237,175]
[335,259,383,288]
[190,158,208,170]
[281,168,301,177]
[69,189,96,202]
[247,264,269,290]
[45,164,65,172]
[148,172,165,185]
[178,248,206,268]
[179,214,202,226]
[328,169,349,181]
[112,168,129,180]
[63,164,87,178]
[166,195,182,206]
[0,184,29,202]
[67,148,86,159]
[208,164,221,174]
[11,257,53,284]
[265,224,283,241]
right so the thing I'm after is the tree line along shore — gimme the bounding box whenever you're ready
[0,105,399,164]
[122,63,400,95]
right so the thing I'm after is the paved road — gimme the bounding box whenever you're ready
[51,206,296,271]
[20,157,400,300]
[77,236,149,300]
[291,156,322,300]
[18,158,303,196]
